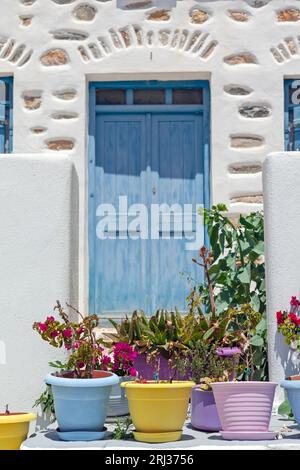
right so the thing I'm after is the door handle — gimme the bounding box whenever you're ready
[152,186,156,195]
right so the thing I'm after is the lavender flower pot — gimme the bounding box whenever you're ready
[211,382,277,433]
[191,387,221,432]
[134,353,187,381]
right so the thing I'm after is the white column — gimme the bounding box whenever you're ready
[263,152,300,408]
[0,154,78,426]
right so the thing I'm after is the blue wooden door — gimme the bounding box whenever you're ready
[89,83,209,316]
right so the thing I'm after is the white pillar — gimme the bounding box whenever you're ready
[0,154,78,424]
[263,152,300,408]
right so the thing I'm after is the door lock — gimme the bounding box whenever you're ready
[152,186,156,195]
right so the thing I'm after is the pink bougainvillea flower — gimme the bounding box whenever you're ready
[38,323,48,333]
[62,328,73,339]
[77,362,85,369]
[288,313,300,326]
[46,316,55,323]
[77,326,85,335]
[50,330,59,338]
[291,296,300,308]
[64,343,71,350]
[129,368,137,377]
[276,311,284,325]
[102,355,111,366]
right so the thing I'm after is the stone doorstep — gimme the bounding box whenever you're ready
[21,416,300,450]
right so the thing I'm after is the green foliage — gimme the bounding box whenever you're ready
[111,418,134,440]
[175,341,237,389]
[201,204,265,314]
[278,394,294,420]
[34,385,55,420]
[107,309,203,355]
[107,309,201,381]
[195,204,268,381]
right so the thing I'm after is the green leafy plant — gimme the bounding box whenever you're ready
[34,385,55,421]
[193,204,268,380]
[201,204,265,314]
[175,341,237,390]
[106,309,202,381]
[111,418,134,440]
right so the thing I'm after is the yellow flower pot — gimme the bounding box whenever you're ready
[0,413,36,450]
[121,381,194,443]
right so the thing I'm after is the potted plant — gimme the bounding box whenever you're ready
[121,344,195,443]
[107,342,138,419]
[278,296,300,425]
[106,309,199,380]
[176,342,238,432]
[0,405,36,450]
[33,301,119,441]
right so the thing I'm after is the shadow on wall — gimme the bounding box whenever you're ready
[275,332,300,379]
[69,164,79,321]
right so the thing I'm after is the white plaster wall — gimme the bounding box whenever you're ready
[0,154,78,422]
[264,152,300,407]
[0,0,298,310]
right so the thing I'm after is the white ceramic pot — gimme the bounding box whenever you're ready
[107,376,134,418]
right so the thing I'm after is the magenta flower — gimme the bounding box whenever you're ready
[129,368,137,377]
[62,328,73,339]
[291,296,300,308]
[47,316,55,323]
[50,330,59,338]
[102,355,111,365]
[77,362,85,369]
[38,323,48,333]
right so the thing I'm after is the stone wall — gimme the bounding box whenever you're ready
[1,0,300,308]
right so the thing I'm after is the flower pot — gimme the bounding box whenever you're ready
[0,413,36,450]
[107,376,134,418]
[281,376,300,426]
[191,387,221,432]
[122,381,194,443]
[211,382,277,438]
[46,370,119,439]
[134,352,187,380]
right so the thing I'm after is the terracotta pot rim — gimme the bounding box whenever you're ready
[45,370,119,388]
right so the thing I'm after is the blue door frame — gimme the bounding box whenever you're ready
[0,77,13,153]
[88,80,211,315]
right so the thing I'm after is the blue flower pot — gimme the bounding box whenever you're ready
[281,379,300,426]
[46,371,119,435]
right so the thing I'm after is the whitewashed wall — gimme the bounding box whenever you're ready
[264,152,300,407]
[0,0,299,309]
[0,154,78,424]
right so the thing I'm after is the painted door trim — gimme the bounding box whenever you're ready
[0,77,13,153]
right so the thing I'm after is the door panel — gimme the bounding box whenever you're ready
[93,114,149,313]
[150,114,204,311]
